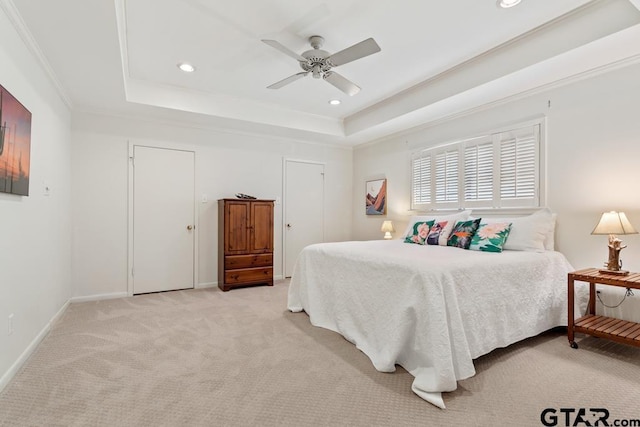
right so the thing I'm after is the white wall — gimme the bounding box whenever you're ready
[0,7,72,387]
[353,63,640,272]
[71,112,352,298]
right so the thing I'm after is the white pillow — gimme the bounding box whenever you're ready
[402,210,472,246]
[478,209,554,252]
[545,213,557,251]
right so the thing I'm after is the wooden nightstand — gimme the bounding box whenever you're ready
[568,268,640,349]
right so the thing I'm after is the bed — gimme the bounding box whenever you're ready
[288,210,589,409]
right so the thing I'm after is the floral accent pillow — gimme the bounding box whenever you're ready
[426,221,449,245]
[469,222,512,253]
[404,220,435,245]
[447,218,481,249]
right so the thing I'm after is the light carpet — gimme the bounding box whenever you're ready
[1,280,639,426]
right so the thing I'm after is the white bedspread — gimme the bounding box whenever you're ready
[288,240,587,409]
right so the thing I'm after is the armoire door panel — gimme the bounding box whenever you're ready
[225,201,249,253]
[251,201,274,252]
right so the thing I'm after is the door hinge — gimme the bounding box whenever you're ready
[131,268,134,277]
[129,156,134,167]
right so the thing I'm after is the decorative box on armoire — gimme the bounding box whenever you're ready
[218,198,274,291]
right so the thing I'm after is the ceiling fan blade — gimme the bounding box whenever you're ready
[261,39,307,62]
[327,38,381,67]
[267,72,308,89]
[323,71,360,96]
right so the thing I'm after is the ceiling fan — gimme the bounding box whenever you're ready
[261,35,381,96]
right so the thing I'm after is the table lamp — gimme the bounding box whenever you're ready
[591,211,638,275]
[381,220,395,240]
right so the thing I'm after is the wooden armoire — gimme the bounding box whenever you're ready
[218,198,274,291]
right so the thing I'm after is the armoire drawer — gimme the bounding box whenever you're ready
[224,267,273,284]
[225,254,272,269]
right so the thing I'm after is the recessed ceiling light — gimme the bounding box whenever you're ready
[177,62,196,73]
[498,0,522,8]
[329,99,341,105]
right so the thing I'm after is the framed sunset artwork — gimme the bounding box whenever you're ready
[0,84,31,196]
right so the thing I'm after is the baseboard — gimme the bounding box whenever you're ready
[0,299,70,393]
[196,282,217,289]
[70,280,282,301]
[70,292,129,303]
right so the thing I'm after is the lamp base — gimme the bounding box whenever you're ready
[598,269,630,276]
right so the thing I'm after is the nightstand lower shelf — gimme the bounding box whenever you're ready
[574,314,640,347]
[568,268,640,349]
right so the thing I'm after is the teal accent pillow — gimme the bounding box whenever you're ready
[404,220,435,245]
[469,222,512,253]
[447,218,481,249]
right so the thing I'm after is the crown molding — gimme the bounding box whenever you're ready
[0,0,73,108]
[71,106,354,151]
[355,52,640,150]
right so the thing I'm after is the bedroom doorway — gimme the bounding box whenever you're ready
[284,159,325,278]
[130,145,195,294]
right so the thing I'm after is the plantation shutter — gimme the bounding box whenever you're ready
[411,153,431,207]
[434,149,459,205]
[464,138,493,205]
[410,120,541,210]
[499,125,539,207]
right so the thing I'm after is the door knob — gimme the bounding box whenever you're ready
[287,223,292,229]
[187,225,193,230]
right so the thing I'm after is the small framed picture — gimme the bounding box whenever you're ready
[365,179,386,215]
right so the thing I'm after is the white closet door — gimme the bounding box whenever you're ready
[133,146,195,294]
[284,160,324,278]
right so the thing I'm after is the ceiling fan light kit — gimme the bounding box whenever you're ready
[262,35,381,96]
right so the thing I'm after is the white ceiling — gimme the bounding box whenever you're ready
[7,0,640,146]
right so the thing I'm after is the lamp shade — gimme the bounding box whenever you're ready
[381,220,395,240]
[381,221,395,233]
[591,211,638,235]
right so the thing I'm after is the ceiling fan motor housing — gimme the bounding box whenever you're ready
[300,51,332,77]
[300,36,332,78]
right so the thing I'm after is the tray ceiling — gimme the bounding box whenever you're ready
[8,0,640,145]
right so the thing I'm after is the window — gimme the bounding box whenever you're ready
[411,121,542,211]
